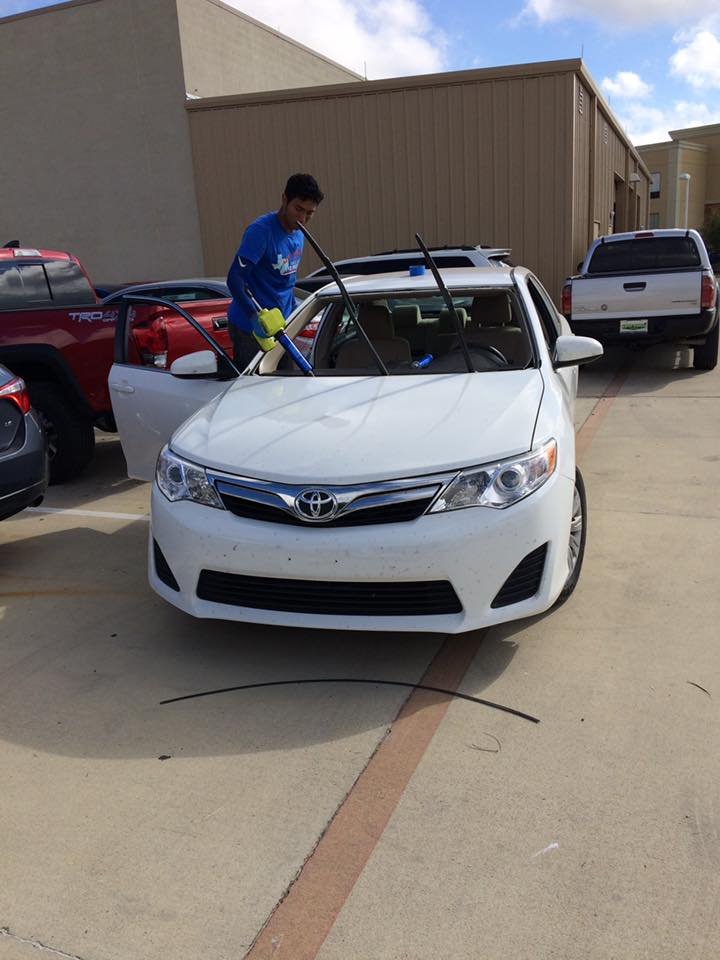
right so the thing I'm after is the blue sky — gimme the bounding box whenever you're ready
[3,0,720,144]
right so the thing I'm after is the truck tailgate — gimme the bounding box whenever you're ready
[571,271,702,320]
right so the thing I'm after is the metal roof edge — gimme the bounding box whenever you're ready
[185,57,586,112]
[669,122,720,139]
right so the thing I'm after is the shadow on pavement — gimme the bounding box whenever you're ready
[0,522,520,762]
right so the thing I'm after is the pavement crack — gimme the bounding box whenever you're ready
[0,926,89,960]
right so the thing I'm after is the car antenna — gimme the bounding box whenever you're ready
[298,224,389,376]
[415,233,474,373]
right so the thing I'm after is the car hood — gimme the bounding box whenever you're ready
[171,371,544,484]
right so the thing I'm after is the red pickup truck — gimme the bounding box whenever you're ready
[0,245,232,481]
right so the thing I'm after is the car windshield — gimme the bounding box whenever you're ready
[268,287,535,376]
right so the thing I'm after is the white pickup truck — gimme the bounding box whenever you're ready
[562,228,718,370]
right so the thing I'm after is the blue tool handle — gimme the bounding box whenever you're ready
[411,354,434,369]
[278,332,314,375]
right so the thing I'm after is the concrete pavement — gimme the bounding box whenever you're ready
[1,344,718,960]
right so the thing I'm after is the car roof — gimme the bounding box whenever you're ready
[595,228,700,244]
[305,248,499,277]
[117,278,229,289]
[0,247,72,262]
[315,266,516,297]
[107,278,230,298]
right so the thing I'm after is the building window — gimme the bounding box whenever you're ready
[578,86,584,115]
[649,213,660,229]
[603,122,608,145]
[650,172,661,199]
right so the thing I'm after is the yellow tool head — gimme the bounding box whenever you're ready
[258,307,286,338]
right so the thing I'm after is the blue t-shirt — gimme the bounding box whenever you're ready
[226,212,303,333]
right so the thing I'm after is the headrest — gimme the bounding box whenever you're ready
[438,307,468,332]
[470,294,511,328]
[392,305,421,330]
[356,302,394,339]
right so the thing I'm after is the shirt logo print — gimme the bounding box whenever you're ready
[272,254,296,276]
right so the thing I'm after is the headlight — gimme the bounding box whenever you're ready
[156,446,223,508]
[430,439,557,512]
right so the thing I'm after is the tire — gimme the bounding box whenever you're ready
[555,468,587,605]
[28,382,95,484]
[693,319,719,370]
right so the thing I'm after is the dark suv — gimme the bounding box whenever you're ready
[296,245,512,293]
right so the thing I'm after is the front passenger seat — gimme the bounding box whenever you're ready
[334,304,411,368]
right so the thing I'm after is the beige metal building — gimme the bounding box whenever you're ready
[0,0,359,282]
[639,124,720,231]
[1,0,645,300]
[188,59,649,300]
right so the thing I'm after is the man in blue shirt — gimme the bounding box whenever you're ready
[226,173,324,368]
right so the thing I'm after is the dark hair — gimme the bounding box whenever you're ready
[284,173,324,204]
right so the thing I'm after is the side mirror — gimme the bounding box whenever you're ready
[170,349,218,378]
[553,335,603,368]
[576,262,584,273]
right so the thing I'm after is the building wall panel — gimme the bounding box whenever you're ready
[0,0,204,281]
[189,65,580,299]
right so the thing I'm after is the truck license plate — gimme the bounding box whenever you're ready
[620,319,648,334]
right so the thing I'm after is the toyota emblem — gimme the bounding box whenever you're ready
[294,489,338,522]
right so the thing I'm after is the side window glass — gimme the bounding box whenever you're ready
[44,260,96,305]
[527,278,561,348]
[0,263,52,308]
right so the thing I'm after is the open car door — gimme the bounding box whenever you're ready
[108,296,242,480]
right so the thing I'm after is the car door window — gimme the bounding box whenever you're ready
[527,277,561,349]
[45,260,96,305]
[0,263,52,308]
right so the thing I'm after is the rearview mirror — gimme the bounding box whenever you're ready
[553,335,603,368]
[170,350,218,378]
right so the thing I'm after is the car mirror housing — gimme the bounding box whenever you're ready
[170,350,218,378]
[553,335,603,368]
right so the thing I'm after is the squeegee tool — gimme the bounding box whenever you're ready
[245,289,314,376]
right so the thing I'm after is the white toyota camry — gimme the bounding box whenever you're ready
[109,265,602,634]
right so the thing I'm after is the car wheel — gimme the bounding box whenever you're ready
[29,382,95,484]
[555,468,587,605]
[693,320,719,370]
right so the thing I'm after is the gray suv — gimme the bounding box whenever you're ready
[296,245,512,293]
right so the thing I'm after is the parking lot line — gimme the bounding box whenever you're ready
[242,361,634,960]
[27,506,149,521]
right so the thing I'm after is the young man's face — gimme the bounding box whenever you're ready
[280,194,319,230]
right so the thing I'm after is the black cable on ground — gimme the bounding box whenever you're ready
[160,678,540,723]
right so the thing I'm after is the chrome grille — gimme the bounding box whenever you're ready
[208,471,455,528]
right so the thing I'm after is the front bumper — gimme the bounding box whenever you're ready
[569,309,717,344]
[148,470,575,633]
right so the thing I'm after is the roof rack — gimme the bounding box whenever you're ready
[374,244,481,255]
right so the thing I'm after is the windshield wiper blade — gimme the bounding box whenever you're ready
[298,224,389,376]
[415,233,474,373]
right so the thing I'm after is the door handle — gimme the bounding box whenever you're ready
[109,382,135,394]
[623,282,646,291]
[212,316,228,330]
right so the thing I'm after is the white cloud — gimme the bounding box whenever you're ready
[227,0,447,79]
[671,29,720,87]
[523,0,714,27]
[601,71,652,99]
[615,99,720,145]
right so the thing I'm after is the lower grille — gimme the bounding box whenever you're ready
[219,492,433,527]
[491,543,548,608]
[154,539,180,592]
[197,570,462,616]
